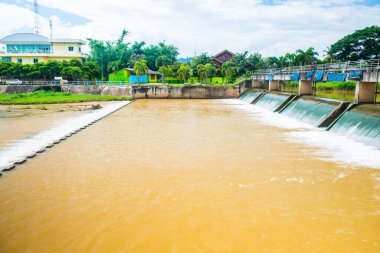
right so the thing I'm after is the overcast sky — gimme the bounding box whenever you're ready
[0,0,379,58]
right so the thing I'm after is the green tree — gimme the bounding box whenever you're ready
[156,55,171,83]
[221,62,235,84]
[177,64,191,83]
[196,64,206,84]
[246,53,263,71]
[328,26,380,61]
[230,52,249,76]
[133,60,148,84]
[284,53,297,67]
[158,65,173,79]
[82,62,101,80]
[296,47,319,65]
[62,66,83,80]
[46,60,62,79]
[0,61,12,79]
[87,29,131,79]
[191,53,212,77]
[204,63,216,84]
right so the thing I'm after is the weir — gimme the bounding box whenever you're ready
[329,105,380,149]
[255,92,293,111]
[0,101,132,175]
[238,90,380,150]
[279,97,339,126]
[238,90,263,103]
[251,58,380,105]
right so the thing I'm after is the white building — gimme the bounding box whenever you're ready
[0,33,87,64]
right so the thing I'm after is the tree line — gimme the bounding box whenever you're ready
[0,59,100,81]
[0,26,378,83]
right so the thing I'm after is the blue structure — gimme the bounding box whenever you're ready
[306,71,314,80]
[268,74,274,81]
[348,70,363,80]
[129,75,149,84]
[291,72,300,81]
[314,71,324,81]
[327,73,347,82]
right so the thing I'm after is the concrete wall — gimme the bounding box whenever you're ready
[0,85,62,94]
[132,85,244,99]
[0,84,246,99]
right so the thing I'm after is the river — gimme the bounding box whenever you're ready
[0,99,379,252]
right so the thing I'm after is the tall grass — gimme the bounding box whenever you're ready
[0,90,131,105]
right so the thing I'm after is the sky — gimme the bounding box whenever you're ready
[0,0,379,58]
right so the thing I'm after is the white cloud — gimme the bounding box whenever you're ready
[1,0,379,58]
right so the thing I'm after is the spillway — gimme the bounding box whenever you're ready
[280,96,338,126]
[329,105,380,149]
[238,90,262,103]
[255,92,292,111]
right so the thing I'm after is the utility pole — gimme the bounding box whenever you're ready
[49,19,53,39]
[34,0,40,34]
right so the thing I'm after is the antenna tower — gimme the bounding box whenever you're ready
[49,19,53,38]
[34,0,40,34]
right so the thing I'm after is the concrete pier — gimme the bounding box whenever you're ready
[355,81,377,104]
[252,80,261,88]
[268,80,280,91]
[298,80,313,95]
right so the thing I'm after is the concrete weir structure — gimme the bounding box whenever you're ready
[0,80,251,99]
[238,89,380,150]
[252,59,380,104]
[0,101,132,174]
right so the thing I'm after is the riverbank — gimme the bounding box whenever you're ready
[0,91,132,105]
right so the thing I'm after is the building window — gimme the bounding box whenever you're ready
[68,46,74,52]
[17,58,22,63]
[78,47,81,53]
[33,58,38,63]
[6,44,51,54]
[1,57,11,62]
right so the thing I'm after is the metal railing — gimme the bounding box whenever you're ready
[0,80,131,86]
[252,58,380,75]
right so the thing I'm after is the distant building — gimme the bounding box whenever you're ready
[109,68,162,84]
[212,50,234,67]
[0,33,87,64]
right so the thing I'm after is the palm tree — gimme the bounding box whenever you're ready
[197,64,206,84]
[177,64,191,84]
[323,47,335,63]
[284,53,296,67]
[133,60,148,84]
[204,63,216,84]
[296,48,319,65]
[221,62,235,84]
[155,55,170,84]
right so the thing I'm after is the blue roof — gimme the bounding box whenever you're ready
[0,33,49,45]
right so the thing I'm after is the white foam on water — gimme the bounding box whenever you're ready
[227,99,380,169]
[0,101,131,171]
[222,99,313,130]
[286,130,380,169]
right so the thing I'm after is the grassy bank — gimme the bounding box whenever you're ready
[281,87,380,102]
[0,91,132,105]
[282,81,380,91]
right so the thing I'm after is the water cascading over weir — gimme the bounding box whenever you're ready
[244,58,380,150]
[238,90,380,150]
[280,97,341,126]
[329,105,380,149]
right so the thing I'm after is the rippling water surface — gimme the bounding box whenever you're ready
[0,99,379,252]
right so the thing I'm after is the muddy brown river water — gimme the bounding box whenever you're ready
[0,99,379,252]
